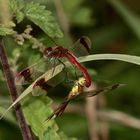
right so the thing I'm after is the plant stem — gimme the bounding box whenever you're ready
[0,39,35,140]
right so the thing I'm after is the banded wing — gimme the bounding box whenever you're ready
[15,59,47,85]
[0,63,65,120]
[32,71,65,96]
[71,36,91,57]
[15,36,91,96]
[15,57,65,96]
[15,36,91,86]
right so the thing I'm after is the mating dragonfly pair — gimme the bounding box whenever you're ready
[1,36,123,121]
[15,36,92,96]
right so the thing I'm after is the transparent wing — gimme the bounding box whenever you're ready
[71,36,91,57]
[79,83,125,98]
[15,58,47,85]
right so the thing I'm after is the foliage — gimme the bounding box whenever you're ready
[24,2,63,38]
[0,0,63,38]
[0,0,140,140]
[22,95,74,140]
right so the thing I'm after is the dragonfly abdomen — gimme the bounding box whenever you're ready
[66,52,91,87]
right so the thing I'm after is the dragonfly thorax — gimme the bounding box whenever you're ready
[76,77,86,87]
[44,46,69,58]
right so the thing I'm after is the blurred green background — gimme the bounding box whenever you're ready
[0,0,140,140]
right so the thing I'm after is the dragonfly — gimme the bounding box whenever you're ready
[0,36,91,120]
[45,77,124,122]
[15,36,91,96]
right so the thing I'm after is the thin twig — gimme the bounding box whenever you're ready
[0,39,35,140]
[85,83,99,140]
[98,110,140,129]
[85,97,99,140]
[98,95,109,140]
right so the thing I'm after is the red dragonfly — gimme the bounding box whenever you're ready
[15,36,91,95]
[45,77,124,121]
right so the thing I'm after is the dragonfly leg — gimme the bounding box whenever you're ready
[57,59,72,83]
[72,64,78,80]
[68,62,79,81]
[51,58,58,76]
[58,59,80,84]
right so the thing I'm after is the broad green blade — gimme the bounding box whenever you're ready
[78,54,140,65]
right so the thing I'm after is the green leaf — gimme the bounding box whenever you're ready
[9,0,25,13]
[44,127,62,140]
[44,129,77,140]
[0,26,14,36]
[9,0,19,13]
[78,54,140,65]
[58,132,77,140]
[23,94,77,140]
[9,0,25,23]
[22,95,53,140]
[24,2,63,38]
[16,11,25,23]
[107,0,140,39]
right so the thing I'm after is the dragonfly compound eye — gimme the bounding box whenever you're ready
[44,47,53,57]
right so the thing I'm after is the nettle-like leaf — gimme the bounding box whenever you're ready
[22,94,77,140]
[22,95,54,140]
[9,0,25,12]
[44,128,77,140]
[16,11,25,23]
[24,2,63,38]
[0,26,14,36]
[9,0,25,23]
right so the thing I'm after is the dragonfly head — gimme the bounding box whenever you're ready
[44,46,65,58]
[43,47,53,57]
